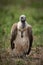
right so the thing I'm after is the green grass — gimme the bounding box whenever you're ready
[0,0,43,8]
[0,6,43,50]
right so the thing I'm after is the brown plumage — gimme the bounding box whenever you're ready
[10,15,33,57]
[10,23,33,57]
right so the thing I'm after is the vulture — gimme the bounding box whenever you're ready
[10,15,33,57]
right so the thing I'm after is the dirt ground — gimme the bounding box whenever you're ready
[0,47,43,65]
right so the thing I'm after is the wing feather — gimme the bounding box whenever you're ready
[27,25,33,54]
[10,23,17,49]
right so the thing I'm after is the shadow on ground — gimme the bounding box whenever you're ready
[0,47,43,65]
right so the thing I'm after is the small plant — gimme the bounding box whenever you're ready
[15,60,25,65]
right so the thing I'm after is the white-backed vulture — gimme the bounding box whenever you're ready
[10,15,33,57]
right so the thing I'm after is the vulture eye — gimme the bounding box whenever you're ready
[21,17,23,19]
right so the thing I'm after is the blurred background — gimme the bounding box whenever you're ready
[0,0,43,65]
[0,0,43,51]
